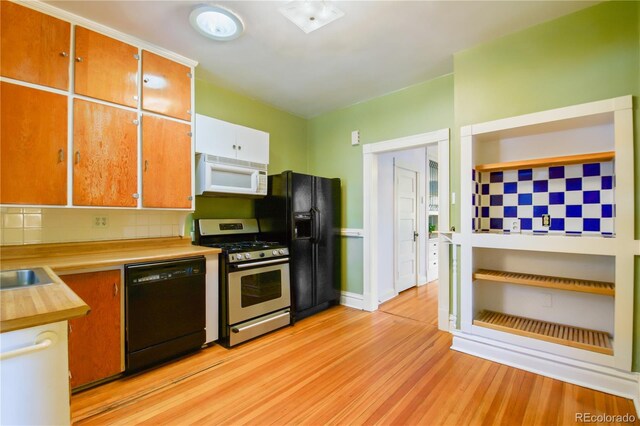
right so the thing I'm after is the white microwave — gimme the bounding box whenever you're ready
[195,154,268,197]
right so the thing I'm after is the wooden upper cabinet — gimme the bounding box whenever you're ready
[142,115,192,208]
[1,82,67,205]
[73,99,138,207]
[74,26,139,107]
[64,270,122,389]
[1,1,70,89]
[141,51,191,121]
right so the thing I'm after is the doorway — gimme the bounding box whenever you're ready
[362,129,450,331]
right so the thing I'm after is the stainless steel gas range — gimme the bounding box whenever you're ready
[195,218,291,347]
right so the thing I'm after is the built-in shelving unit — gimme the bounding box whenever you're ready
[474,151,615,172]
[474,310,613,355]
[473,269,614,296]
[455,95,636,398]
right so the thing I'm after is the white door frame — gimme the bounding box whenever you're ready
[362,128,450,331]
[393,164,419,294]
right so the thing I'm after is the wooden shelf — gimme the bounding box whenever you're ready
[474,151,615,172]
[474,310,613,355]
[473,269,614,296]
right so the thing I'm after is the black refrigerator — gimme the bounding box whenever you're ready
[256,171,341,322]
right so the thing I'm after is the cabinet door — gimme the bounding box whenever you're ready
[235,124,269,164]
[141,51,191,121]
[195,114,236,158]
[0,1,70,89]
[74,26,138,107]
[142,115,192,208]
[64,270,122,389]
[1,82,67,205]
[73,99,138,207]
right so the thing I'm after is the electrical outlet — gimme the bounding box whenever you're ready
[507,218,520,233]
[93,216,108,228]
[542,293,552,308]
[542,214,551,227]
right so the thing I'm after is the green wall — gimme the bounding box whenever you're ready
[307,75,455,293]
[190,76,308,231]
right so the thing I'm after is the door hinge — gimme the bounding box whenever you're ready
[132,193,140,199]
[187,72,193,78]
[133,53,140,60]
[187,131,193,137]
[132,119,139,125]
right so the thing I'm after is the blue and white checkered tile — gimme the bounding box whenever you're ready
[471,169,481,231]
[473,161,615,236]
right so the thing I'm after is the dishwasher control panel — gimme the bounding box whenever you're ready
[127,257,205,284]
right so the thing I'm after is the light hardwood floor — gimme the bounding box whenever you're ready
[72,284,638,425]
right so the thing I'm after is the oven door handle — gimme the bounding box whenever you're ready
[232,258,290,269]
[231,311,290,334]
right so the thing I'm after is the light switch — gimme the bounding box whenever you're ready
[351,130,360,146]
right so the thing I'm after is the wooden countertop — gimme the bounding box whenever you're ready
[1,237,220,333]
[0,266,90,333]
[0,237,221,271]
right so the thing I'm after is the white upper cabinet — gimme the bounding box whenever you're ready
[195,113,269,164]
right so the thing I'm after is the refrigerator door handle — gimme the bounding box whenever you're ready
[311,207,322,243]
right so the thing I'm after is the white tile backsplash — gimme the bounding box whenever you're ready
[0,208,188,245]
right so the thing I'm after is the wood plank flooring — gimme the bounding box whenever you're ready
[378,281,439,327]
[72,285,637,425]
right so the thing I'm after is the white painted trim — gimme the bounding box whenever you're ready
[362,129,449,154]
[470,95,632,136]
[12,0,198,67]
[340,228,364,238]
[340,291,364,310]
[362,128,451,333]
[452,332,639,401]
[470,232,618,256]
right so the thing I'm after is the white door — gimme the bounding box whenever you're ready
[394,165,418,293]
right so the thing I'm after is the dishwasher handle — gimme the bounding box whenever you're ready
[0,331,58,361]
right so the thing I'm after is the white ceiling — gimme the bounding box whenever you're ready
[46,1,597,118]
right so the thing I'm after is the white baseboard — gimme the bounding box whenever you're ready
[340,291,364,310]
[377,289,397,304]
[451,332,639,401]
[635,381,640,417]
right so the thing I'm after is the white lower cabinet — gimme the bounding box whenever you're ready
[427,238,438,282]
[1,321,70,425]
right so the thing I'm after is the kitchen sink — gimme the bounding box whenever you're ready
[0,268,54,290]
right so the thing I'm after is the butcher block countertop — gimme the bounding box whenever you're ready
[1,237,220,333]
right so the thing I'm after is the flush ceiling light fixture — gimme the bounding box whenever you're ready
[189,5,244,41]
[279,0,344,34]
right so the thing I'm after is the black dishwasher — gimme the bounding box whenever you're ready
[125,257,206,372]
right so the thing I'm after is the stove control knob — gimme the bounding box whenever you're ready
[260,252,265,258]
[272,250,278,256]
[279,249,286,255]
[245,253,251,259]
